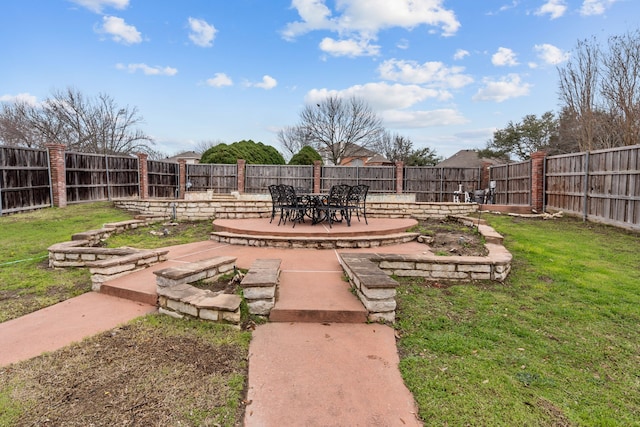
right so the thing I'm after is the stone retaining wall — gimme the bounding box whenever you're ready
[114,196,477,221]
[210,231,419,249]
[338,218,512,323]
[240,259,281,316]
[153,256,243,325]
[48,218,169,288]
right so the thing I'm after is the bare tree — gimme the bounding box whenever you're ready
[372,131,413,162]
[600,30,640,147]
[277,125,313,159]
[558,37,600,151]
[0,101,50,147]
[193,139,226,155]
[0,87,153,155]
[298,95,384,165]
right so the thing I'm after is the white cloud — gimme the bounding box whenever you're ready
[473,74,531,102]
[251,75,278,90]
[206,73,233,87]
[98,16,142,45]
[492,47,519,66]
[306,82,443,111]
[188,17,217,47]
[116,63,177,76]
[381,108,468,127]
[453,49,469,60]
[319,37,380,57]
[282,0,460,52]
[580,0,617,16]
[534,43,569,65]
[68,0,128,13]
[378,59,473,89]
[0,92,39,106]
[535,0,567,19]
[397,39,410,50]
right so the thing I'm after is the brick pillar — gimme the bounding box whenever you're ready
[136,152,149,200]
[178,159,186,199]
[237,159,246,193]
[480,161,492,190]
[46,143,67,208]
[313,160,322,193]
[530,151,546,212]
[395,161,404,194]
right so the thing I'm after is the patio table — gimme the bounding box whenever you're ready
[297,193,330,224]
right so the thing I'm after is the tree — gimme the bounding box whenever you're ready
[373,131,413,163]
[600,30,640,147]
[288,145,322,165]
[558,37,600,152]
[557,30,640,151]
[483,112,559,160]
[405,147,441,166]
[200,140,285,164]
[0,87,153,155]
[277,126,314,159]
[296,95,384,165]
[372,131,440,165]
[193,139,226,155]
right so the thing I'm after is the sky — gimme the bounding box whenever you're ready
[1,0,638,160]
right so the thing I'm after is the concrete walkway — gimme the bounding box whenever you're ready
[0,223,426,425]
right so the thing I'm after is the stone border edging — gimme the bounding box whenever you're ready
[338,219,512,323]
[240,259,281,316]
[47,218,170,289]
[153,256,242,325]
[210,231,419,249]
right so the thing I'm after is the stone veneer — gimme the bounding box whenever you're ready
[114,194,478,221]
[240,259,281,316]
[48,218,169,290]
[153,256,243,325]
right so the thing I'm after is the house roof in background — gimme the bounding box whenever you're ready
[164,151,201,162]
[437,150,504,168]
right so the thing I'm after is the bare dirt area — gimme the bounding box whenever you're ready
[413,217,488,257]
[1,315,251,427]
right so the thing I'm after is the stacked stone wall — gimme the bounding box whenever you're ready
[114,197,477,221]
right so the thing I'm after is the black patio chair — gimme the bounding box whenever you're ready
[346,184,369,225]
[268,184,286,223]
[279,185,306,227]
[315,184,351,227]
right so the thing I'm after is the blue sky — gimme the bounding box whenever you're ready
[1,0,637,159]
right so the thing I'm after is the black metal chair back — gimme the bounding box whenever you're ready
[268,184,284,223]
[279,185,305,227]
[347,184,369,224]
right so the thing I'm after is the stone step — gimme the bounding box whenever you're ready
[269,271,367,324]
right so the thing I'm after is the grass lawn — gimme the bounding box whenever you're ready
[0,203,249,426]
[0,203,134,322]
[395,214,640,426]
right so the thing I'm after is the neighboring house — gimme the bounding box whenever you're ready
[437,149,505,168]
[164,151,201,164]
[319,144,393,166]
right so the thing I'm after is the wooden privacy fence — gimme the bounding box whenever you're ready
[546,145,640,230]
[404,166,481,202]
[489,160,531,205]
[187,163,237,193]
[65,152,139,203]
[244,164,312,193]
[321,165,396,194]
[148,160,179,198]
[0,146,51,215]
